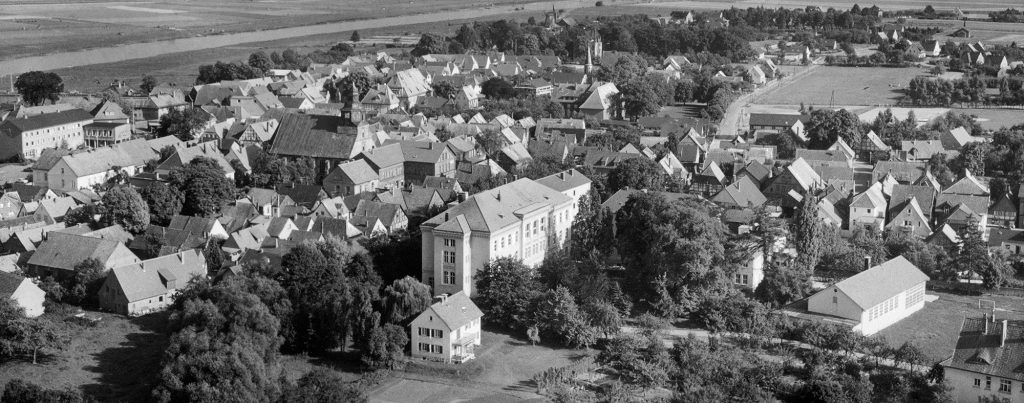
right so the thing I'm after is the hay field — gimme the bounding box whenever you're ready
[0,0,533,59]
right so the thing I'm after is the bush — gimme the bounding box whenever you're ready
[595,1,604,5]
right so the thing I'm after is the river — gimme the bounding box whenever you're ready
[0,0,585,75]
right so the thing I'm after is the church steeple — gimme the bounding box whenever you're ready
[348,82,363,124]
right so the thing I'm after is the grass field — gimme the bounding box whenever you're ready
[0,311,168,402]
[754,66,929,106]
[961,108,1024,130]
[875,291,1024,363]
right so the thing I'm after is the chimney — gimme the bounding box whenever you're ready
[863,255,872,271]
[178,250,185,263]
[1001,320,1008,346]
[984,314,990,334]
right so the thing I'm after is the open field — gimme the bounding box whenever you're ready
[961,108,1024,130]
[875,290,1024,363]
[643,0,1024,13]
[753,66,929,106]
[0,311,168,402]
[0,0,551,60]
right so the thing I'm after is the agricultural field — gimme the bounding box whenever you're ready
[753,66,929,106]
[0,0,543,60]
[643,0,1024,13]
[963,108,1024,130]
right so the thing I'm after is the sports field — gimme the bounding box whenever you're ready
[754,66,929,107]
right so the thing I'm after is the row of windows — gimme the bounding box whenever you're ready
[442,251,456,264]
[442,270,456,285]
[417,327,444,338]
[906,284,925,307]
[868,295,899,321]
[443,238,457,248]
[418,343,444,354]
[734,274,749,285]
[973,376,1020,394]
[493,231,519,252]
[525,242,545,259]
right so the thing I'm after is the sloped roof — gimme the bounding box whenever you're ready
[270,113,369,159]
[27,232,135,271]
[109,249,206,302]
[389,140,451,164]
[787,158,821,190]
[829,256,929,310]
[424,178,570,233]
[890,184,936,217]
[579,82,619,111]
[748,113,808,128]
[536,169,591,193]
[711,176,766,208]
[862,130,890,151]
[850,182,887,209]
[420,291,483,330]
[333,159,379,185]
[1,108,93,133]
[943,317,1024,381]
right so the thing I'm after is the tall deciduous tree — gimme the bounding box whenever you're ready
[475,257,541,329]
[381,276,432,325]
[607,157,665,192]
[140,75,158,94]
[168,157,235,217]
[805,108,862,149]
[481,77,514,100]
[138,183,183,226]
[158,108,208,141]
[248,51,274,75]
[536,286,596,348]
[282,369,366,402]
[101,185,150,234]
[14,71,63,106]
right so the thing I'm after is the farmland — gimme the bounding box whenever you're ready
[0,0,550,60]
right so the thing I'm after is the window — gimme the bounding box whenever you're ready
[832,296,838,304]
[734,274,748,285]
[431,329,444,338]
[973,378,981,388]
[443,271,456,285]
[904,220,911,226]
[419,343,430,352]
[986,377,992,390]
[418,327,430,337]
[443,238,456,248]
[443,251,456,264]
[430,345,443,354]
[999,380,1011,393]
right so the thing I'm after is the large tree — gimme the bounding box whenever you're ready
[536,286,596,348]
[158,108,208,141]
[101,185,150,234]
[138,183,183,226]
[380,276,432,325]
[481,77,514,100]
[14,72,63,106]
[804,108,862,149]
[607,157,665,192]
[282,369,366,402]
[140,75,158,95]
[411,33,448,57]
[168,157,235,217]
[475,257,541,329]
[620,75,663,121]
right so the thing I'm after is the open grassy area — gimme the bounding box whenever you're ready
[875,290,1024,363]
[0,310,168,402]
[754,66,929,107]
[961,108,1024,130]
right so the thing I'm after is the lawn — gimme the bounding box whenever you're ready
[755,66,930,107]
[961,108,1024,130]
[0,310,168,402]
[874,290,1024,363]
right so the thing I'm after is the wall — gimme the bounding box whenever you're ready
[944,367,1024,403]
[808,287,863,321]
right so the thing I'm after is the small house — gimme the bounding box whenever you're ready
[410,292,483,364]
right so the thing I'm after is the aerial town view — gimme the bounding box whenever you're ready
[3,0,1024,401]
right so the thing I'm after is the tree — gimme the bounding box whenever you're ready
[805,108,862,149]
[620,75,663,121]
[100,185,150,234]
[481,77,514,100]
[584,301,622,338]
[361,323,407,370]
[248,51,274,75]
[69,258,106,307]
[139,183,182,226]
[792,194,825,271]
[168,157,235,217]
[607,157,665,192]
[140,75,158,94]
[537,286,596,348]
[350,30,361,42]
[411,33,448,56]
[454,24,479,50]
[282,369,365,403]
[381,276,432,325]
[597,332,672,390]
[333,72,373,103]
[755,261,811,307]
[432,80,459,99]
[14,71,63,106]
[475,257,541,329]
[158,108,208,141]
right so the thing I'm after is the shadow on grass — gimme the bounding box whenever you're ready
[81,311,170,403]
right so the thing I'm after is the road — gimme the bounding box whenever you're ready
[0,0,589,75]
[719,63,821,139]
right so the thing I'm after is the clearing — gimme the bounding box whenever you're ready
[875,290,1024,363]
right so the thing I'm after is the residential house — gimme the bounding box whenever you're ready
[849,183,887,232]
[156,141,236,180]
[358,143,406,190]
[732,249,765,291]
[274,183,328,209]
[886,197,932,238]
[691,161,727,197]
[795,149,853,169]
[268,113,379,177]
[351,200,408,234]
[237,188,297,217]
[0,107,94,160]
[806,256,929,335]
[388,69,432,109]
[0,271,45,317]
[25,232,140,279]
[941,315,1024,402]
[391,140,457,186]
[763,158,821,207]
[168,215,229,240]
[990,193,1018,228]
[578,82,619,120]
[36,139,158,192]
[324,159,380,197]
[748,113,808,142]
[98,249,207,315]
[935,171,990,231]
[712,176,767,209]
[420,178,576,296]
[410,292,483,364]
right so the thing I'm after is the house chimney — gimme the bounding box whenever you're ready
[1001,320,1008,347]
[863,255,872,271]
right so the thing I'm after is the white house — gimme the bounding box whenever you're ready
[98,249,207,316]
[0,271,45,317]
[410,291,483,364]
[535,169,593,227]
[942,315,1024,403]
[848,182,887,232]
[807,256,929,336]
[733,249,765,291]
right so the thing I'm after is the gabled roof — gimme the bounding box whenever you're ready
[0,271,27,297]
[418,291,483,330]
[332,159,379,185]
[943,317,1024,381]
[109,249,206,302]
[27,232,137,272]
[889,184,936,217]
[1,108,93,133]
[389,140,452,164]
[535,169,591,193]
[424,178,571,233]
[787,158,822,190]
[269,113,371,159]
[829,256,929,310]
[748,113,808,128]
[850,182,887,209]
[711,176,766,208]
[168,215,219,236]
[862,130,890,151]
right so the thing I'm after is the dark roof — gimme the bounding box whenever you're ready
[0,271,25,297]
[943,317,1024,381]
[275,183,325,207]
[269,113,362,159]
[600,189,696,214]
[889,184,937,217]
[748,113,809,128]
[1,109,93,133]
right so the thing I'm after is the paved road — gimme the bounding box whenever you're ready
[0,0,589,74]
[719,63,820,139]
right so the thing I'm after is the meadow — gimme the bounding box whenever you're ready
[754,66,929,107]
